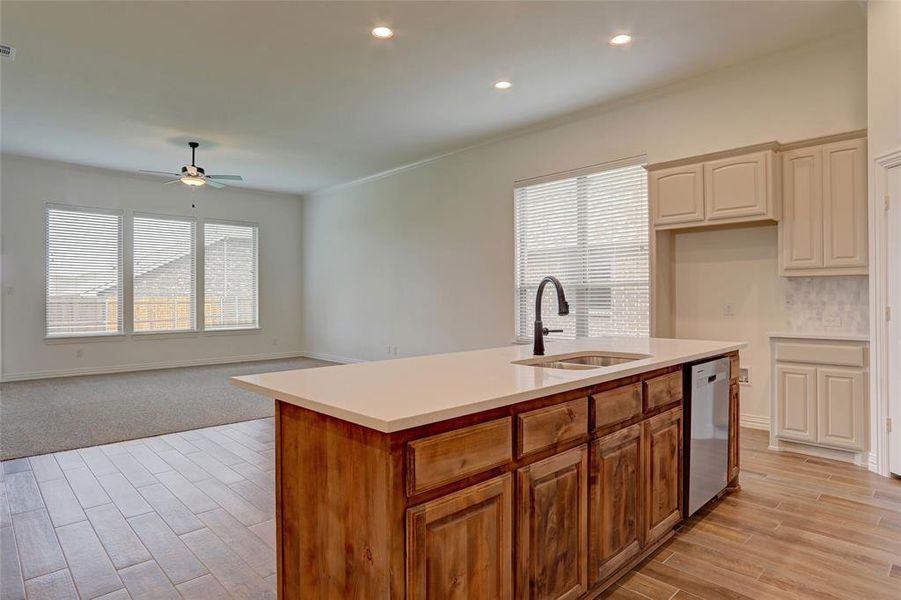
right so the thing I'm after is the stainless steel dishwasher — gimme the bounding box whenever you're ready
[685,357,730,516]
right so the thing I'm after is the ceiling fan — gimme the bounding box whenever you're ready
[140,142,243,188]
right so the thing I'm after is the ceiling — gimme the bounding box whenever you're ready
[1,1,864,195]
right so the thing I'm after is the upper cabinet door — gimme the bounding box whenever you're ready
[516,446,588,600]
[781,147,824,271]
[650,164,705,226]
[816,367,866,451]
[704,151,771,221]
[822,138,867,269]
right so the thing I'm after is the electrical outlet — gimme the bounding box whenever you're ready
[823,313,842,328]
[723,303,735,317]
[75,349,83,358]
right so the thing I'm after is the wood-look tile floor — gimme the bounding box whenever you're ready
[2,423,899,599]
[1,418,277,600]
[604,428,901,600]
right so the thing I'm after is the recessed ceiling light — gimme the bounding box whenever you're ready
[371,26,394,39]
[493,80,512,90]
[609,34,632,46]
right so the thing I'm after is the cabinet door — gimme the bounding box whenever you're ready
[704,151,770,221]
[816,367,866,451]
[650,164,705,226]
[516,446,588,600]
[728,382,740,484]
[588,424,642,586]
[407,474,512,600]
[642,407,682,545]
[822,138,867,269]
[775,364,817,443]
[781,147,824,270]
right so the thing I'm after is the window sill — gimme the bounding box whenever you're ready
[132,330,201,340]
[44,333,126,344]
[202,327,262,336]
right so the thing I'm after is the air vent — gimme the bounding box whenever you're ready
[0,44,15,60]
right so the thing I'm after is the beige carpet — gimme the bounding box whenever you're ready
[0,357,334,460]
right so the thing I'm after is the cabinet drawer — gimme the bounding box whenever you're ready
[517,398,588,457]
[407,418,512,496]
[593,383,642,430]
[643,371,683,412]
[774,342,865,367]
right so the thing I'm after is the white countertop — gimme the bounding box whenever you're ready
[232,337,745,433]
[767,331,869,342]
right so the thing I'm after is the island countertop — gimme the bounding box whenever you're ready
[231,336,745,433]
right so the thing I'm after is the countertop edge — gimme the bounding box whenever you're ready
[767,331,869,342]
[231,342,747,433]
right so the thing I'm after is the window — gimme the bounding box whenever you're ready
[133,215,196,332]
[514,160,649,340]
[204,221,259,330]
[46,206,123,337]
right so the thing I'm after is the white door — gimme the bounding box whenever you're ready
[816,367,866,451]
[888,164,901,476]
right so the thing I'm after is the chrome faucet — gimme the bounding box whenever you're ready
[533,276,570,356]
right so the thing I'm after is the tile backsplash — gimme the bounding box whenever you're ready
[784,276,868,333]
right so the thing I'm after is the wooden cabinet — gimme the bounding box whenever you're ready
[588,424,642,585]
[780,136,867,275]
[649,164,704,226]
[771,337,868,456]
[648,146,779,230]
[704,151,772,221]
[407,474,513,600]
[518,398,588,457]
[775,364,817,443]
[516,446,588,600]
[816,367,866,451]
[728,382,740,484]
[643,371,683,412]
[642,407,682,545]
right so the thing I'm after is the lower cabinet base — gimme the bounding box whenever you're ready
[582,530,677,600]
[768,437,869,466]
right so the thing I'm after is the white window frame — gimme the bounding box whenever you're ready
[44,203,125,340]
[513,156,650,342]
[131,212,199,335]
[201,218,261,332]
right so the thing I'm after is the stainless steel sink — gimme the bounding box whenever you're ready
[513,351,650,370]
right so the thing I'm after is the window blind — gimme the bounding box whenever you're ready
[514,161,649,340]
[204,221,259,330]
[46,206,123,337]
[133,215,196,332]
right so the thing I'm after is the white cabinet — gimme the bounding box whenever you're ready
[775,364,817,443]
[649,164,704,226]
[648,146,779,230]
[770,336,868,456]
[780,137,867,276]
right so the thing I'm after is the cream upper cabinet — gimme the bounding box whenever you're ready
[648,145,779,230]
[649,164,704,226]
[779,136,867,276]
[704,151,773,221]
[781,148,823,270]
[775,364,817,444]
[816,367,866,451]
[822,139,867,270]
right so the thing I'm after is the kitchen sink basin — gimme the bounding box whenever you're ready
[513,351,650,370]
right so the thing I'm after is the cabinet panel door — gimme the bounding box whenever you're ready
[728,382,740,484]
[516,446,588,600]
[822,138,867,268]
[407,474,512,600]
[704,152,770,220]
[650,165,705,226]
[816,367,866,451]
[589,424,642,586]
[775,365,817,443]
[781,147,824,270]
[643,407,682,545]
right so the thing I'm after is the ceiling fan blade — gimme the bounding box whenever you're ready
[140,170,180,177]
[206,180,227,189]
[207,175,243,181]
[164,179,181,185]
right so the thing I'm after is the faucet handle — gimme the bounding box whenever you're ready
[542,328,563,335]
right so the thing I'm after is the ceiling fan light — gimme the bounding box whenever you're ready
[181,174,206,187]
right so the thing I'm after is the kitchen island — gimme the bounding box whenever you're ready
[232,337,745,599]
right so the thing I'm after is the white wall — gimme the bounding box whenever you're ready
[868,1,901,160]
[300,31,867,424]
[0,155,304,380]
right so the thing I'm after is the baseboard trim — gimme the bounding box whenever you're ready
[297,350,365,365]
[1,351,311,382]
[740,414,770,430]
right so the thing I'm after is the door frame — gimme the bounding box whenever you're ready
[869,148,901,476]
